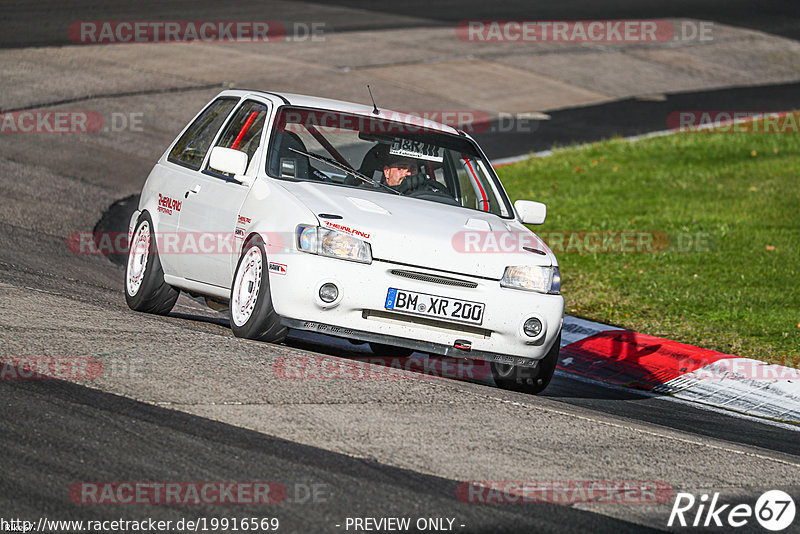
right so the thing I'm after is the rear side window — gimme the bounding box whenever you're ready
[212,100,268,170]
[168,97,238,170]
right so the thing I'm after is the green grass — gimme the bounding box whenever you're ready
[497,120,800,367]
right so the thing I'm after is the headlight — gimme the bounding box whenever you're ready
[501,265,560,294]
[550,266,561,294]
[298,225,317,252]
[296,225,372,264]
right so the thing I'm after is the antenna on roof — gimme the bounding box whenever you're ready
[367,85,380,115]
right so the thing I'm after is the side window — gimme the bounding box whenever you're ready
[168,97,238,170]
[211,100,268,173]
[454,155,478,210]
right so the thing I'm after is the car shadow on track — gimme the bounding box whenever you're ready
[98,194,661,401]
[285,331,653,401]
[169,311,229,329]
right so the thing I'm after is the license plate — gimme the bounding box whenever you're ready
[384,288,485,325]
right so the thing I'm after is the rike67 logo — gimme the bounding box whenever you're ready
[668,490,796,531]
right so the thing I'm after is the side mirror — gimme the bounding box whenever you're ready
[280,158,297,178]
[209,146,248,177]
[515,200,547,225]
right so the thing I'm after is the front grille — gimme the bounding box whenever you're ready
[390,269,478,288]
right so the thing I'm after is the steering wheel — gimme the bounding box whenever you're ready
[407,186,460,206]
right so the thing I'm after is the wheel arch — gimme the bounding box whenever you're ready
[128,208,143,243]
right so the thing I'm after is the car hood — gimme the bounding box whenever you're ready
[278,181,555,279]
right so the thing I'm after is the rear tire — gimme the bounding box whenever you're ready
[491,333,561,395]
[230,237,287,343]
[125,212,179,315]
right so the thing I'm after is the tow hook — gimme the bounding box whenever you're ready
[453,339,472,351]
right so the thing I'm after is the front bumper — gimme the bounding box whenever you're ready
[269,254,564,367]
[282,317,552,368]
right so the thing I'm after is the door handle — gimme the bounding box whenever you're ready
[184,184,201,198]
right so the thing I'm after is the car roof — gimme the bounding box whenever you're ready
[217,89,462,136]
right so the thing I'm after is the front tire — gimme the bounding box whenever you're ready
[230,237,287,343]
[491,333,561,395]
[125,212,179,315]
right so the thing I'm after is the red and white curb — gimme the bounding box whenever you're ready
[491,141,799,425]
[559,316,800,424]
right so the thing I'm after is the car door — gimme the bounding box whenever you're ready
[175,98,272,289]
[155,96,239,276]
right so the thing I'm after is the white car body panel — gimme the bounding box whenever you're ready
[134,89,565,366]
[268,253,564,361]
[175,172,250,287]
[275,180,555,277]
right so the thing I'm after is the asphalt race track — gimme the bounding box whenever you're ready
[1,2,799,533]
[476,81,800,159]
[4,378,668,534]
[2,0,799,47]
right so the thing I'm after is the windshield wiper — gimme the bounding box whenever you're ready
[288,147,400,195]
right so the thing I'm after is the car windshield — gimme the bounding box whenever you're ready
[267,107,513,218]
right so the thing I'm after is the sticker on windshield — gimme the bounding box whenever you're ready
[389,139,443,162]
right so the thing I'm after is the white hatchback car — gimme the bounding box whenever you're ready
[125,89,564,393]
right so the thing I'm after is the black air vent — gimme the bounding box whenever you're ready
[390,269,478,288]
